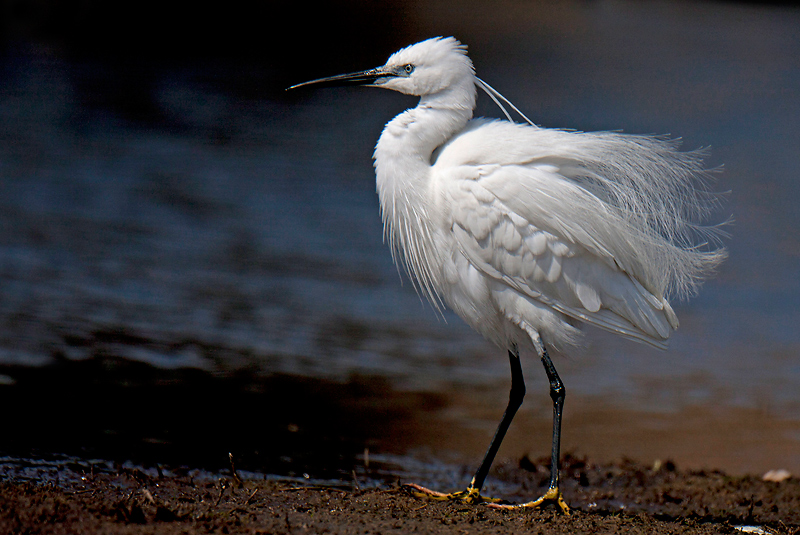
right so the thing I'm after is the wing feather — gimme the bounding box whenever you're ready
[442,163,677,348]
[434,119,726,301]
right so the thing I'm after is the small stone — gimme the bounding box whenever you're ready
[762,469,791,482]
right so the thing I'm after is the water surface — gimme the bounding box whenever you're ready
[1,0,799,478]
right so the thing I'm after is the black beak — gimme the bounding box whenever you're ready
[287,67,396,90]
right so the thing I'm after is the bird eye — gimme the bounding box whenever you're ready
[404,64,415,75]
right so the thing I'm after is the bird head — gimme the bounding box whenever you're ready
[288,37,475,97]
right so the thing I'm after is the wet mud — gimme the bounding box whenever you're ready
[2,453,799,534]
[2,357,800,534]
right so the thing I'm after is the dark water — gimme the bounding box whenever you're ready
[1,0,799,480]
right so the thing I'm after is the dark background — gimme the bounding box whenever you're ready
[1,0,799,480]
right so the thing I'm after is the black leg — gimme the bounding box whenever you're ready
[405,338,569,513]
[487,336,570,513]
[468,346,526,492]
[539,344,565,492]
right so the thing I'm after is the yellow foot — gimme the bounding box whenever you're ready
[486,486,570,515]
[402,483,503,504]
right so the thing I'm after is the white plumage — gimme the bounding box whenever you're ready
[290,36,726,512]
[371,38,724,353]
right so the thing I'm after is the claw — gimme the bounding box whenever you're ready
[402,483,502,504]
[485,486,570,515]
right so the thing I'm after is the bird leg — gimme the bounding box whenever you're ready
[404,347,526,505]
[488,337,570,514]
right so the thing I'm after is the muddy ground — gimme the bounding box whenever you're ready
[3,453,799,535]
[2,358,800,534]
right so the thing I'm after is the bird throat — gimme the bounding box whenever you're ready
[372,98,473,309]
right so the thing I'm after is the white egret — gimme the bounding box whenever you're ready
[289,37,726,513]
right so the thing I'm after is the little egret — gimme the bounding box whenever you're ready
[289,37,726,513]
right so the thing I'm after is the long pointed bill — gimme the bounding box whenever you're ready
[287,67,396,90]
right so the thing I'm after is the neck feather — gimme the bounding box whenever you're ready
[372,81,476,306]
